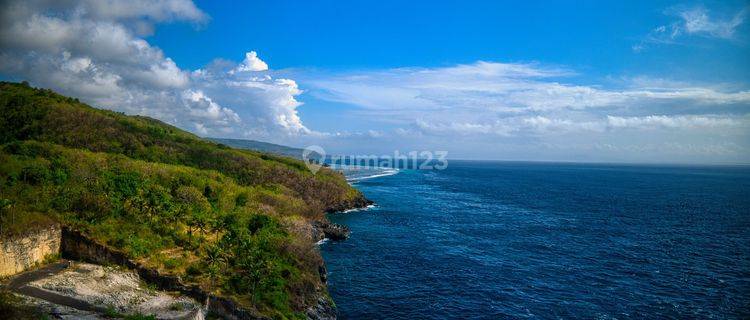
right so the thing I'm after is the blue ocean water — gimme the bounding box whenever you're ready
[321,161,750,319]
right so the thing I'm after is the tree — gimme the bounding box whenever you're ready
[174,185,211,238]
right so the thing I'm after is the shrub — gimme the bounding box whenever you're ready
[19,163,50,185]
[163,258,181,270]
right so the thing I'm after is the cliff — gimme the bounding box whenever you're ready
[0,225,60,277]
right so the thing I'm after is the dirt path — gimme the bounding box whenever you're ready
[5,260,109,314]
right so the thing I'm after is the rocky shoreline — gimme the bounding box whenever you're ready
[312,221,351,241]
[307,195,373,319]
[324,195,374,214]
[313,194,372,243]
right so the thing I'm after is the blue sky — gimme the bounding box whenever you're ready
[152,1,749,78]
[1,0,749,163]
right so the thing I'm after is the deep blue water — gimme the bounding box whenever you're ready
[321,161,750,319]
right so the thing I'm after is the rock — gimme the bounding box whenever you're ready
[318,264,328,284]
[305,295,336,320]
[324,195,373,213]
[312,221,350,241]
[0,224,61,277]
[25,262,203,319]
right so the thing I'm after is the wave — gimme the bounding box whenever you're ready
[334,165,400,182]
[342,204,376,213]
[347,169,399,182]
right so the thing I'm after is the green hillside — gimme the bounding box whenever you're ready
[0,81,365,318]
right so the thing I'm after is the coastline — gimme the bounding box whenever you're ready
[308,193,373,319]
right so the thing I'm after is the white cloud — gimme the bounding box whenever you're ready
[403,114,749,138]
[605,115,746,130]
[300,61,750,161]
[0,0,310,140]
[76,0,208,23]
[636,5,747,50]
[232,51,269,73]
[306,61,750,122]
[199,73,310,136]
[181,90,240,124]
[678,7,745,39]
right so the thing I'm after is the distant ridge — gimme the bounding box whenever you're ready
[210,137,306,159]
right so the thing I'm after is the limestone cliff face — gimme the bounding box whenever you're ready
[0,225,61,277]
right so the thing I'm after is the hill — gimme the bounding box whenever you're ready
[0,81,367,319]
[210,138,307,160]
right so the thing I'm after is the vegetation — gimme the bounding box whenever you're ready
[0,82,364,319]
[103,306,156,320]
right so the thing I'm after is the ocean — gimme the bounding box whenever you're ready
[321,161,750,319]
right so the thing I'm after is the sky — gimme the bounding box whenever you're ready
[1,0,749,163]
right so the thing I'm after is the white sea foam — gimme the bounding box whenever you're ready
[315,238,329,245]
[347,169,399,182]
[332,164,400,182]
[342,204,377,213]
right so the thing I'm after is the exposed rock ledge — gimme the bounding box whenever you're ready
[0,224,61,277]
[311,221,351,242]
[305,295,336,320]
[324,195,373,214]
[315,194,372,242]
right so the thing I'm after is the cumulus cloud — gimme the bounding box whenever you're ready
[181,90,240,125]
[0,0,310,140]
[232,51,269,73]
[192,68,310,136]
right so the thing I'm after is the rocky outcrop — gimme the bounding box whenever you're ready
[0,225,61,277]
[312,221,351,241]
[324,194,373,213]
[305,295,336,320]
[315,194,372,241]
[313,195,372,243]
